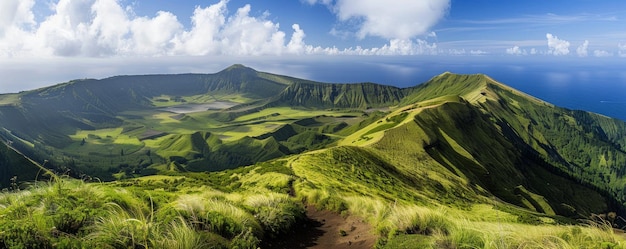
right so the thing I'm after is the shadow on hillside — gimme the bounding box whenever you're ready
[260,216,325,248]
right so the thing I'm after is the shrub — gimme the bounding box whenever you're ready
[244,194,305,237]
[204,211,243,239]
[0,220,51,249]
[230,227,260,249]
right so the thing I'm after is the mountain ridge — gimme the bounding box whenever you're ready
[1,64,626,219]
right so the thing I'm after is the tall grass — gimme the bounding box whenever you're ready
[422,217,625,249]
[342,196,452,237]
[320,195,626,249]
[243,193,305,236]
[156,218,219,249]
[87,202,158,248]
[173,194,263,239]
[295,183,349,213]
[1,172,625,249]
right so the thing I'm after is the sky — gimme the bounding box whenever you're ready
[2,0,626,94]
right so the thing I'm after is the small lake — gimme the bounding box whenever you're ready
[162,101,238,114]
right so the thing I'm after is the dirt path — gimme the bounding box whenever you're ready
[261,205,377,249]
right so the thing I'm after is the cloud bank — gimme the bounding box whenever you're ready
[0,0,453,58]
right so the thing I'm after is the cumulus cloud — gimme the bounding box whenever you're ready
[0,0,35,32]
[130,11,182,55]
[576,40,588,57]
[1,0,298,57]
[0,0,35,34]
[0,0,36,57]
[593,50,612,57]
[308,39,438,56]
[287,24,307,54]
[218,4,286,55]
[506,46,526,55]
[618,43,626,57]
[304,0,450,40]
[369,39,438,55]
[172,2,227,55]
[334,0,450,40]
[447,49,466,55]
[470,50,487,55]
[546,33,570,55]
[0,0,455,58]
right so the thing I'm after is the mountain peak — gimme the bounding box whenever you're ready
[223,64,256,72]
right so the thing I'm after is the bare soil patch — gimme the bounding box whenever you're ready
[261,205,377,249]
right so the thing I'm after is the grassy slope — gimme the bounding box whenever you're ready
[277,81,406,109]
[0,144,44,189]
[402,73,626,210]
[1,155,623,248]
[477,75,626,211]
[2,68,626,248]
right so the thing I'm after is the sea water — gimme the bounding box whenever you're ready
[292,56,626,122]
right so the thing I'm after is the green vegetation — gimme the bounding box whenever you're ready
[1,65,626,248]
[0,177,304,248]
[0,143,45,189]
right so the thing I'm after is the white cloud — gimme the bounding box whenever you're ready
[372,39,438,55]
[618,43,626,57]
[333,0,450,40]
[0,0,455,58]
[287,24,307,54]
[90,0,132,55]
[173,1,227,55]
[470,50,487,55]
[529,48,538,54]
[447,49,466,55]
[576,40,588,57]
[546,33,570,56]
[305,0,451,42]
[314,39,438,56]
[0,0,35,34]
[130,11,182,55]
[219,4,286,55]
[506,46,526,55]
[593,50,612,57]
[27,0,138,57]
[302,0,332,5]
[0,0,36,57]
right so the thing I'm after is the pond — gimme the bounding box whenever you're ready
[161,101,238,114]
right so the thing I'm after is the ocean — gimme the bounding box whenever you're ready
[283,56,626,122]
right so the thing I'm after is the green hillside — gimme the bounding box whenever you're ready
[276,81,406,108]
[2,65,626,248]
[0,143,43,189]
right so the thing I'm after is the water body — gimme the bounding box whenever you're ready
[162,101,238,114]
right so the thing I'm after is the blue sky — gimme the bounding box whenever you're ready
[1,0,626,93]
